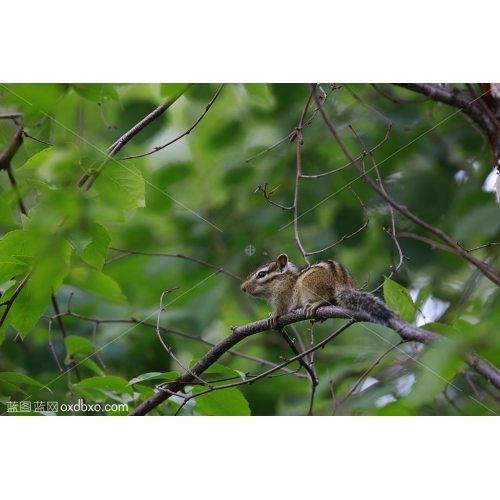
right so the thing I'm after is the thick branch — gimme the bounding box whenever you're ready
[129,304,500,415]
[395,83,500,164]
[0,124,23,171]
[129,319,262,415]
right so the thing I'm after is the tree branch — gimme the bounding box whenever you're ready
[0,124,23,171]
[77,83,194,189]
[0,271,32,329]
[395,83,500,164]
[118,84,223,160]
[311,84,500,288]
[106,247,242,282]
[129,303,500,415]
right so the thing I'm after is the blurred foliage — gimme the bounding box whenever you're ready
[0,83,499,416]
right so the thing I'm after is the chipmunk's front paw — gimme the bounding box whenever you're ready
[304,303,316,319]
[268,312,279,330]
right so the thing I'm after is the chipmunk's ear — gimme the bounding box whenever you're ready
[277,254,288,270]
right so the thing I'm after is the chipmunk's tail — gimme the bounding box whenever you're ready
[334,288,394,325]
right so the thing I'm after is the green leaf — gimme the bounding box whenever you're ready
[160,83,193,99]
[0,230,38,265]
[65,230,93,255]
[65,263,126,303]
[69,384,103,403]
[65,335,95,356]
[100,389,134,405]
[404,342,464,407]
[19,143,81,184]
[66,223,110,270]
[91,162,146,221]
[27,178,56,196]
[192,387,251,416]
[133,384,156,399]
[0,372,48,390]
[383,277,415,322]
[0,263,28,285]
[243,83,276,109]
[188,360,246,382]
[127,372,179,386]
[0,196,16,227]
[80,223,111,270]
[421,322,459,338]
[453,319,477,338]
[20,214,32,230]
[376,402,414,416]
[71,83,120,103]
[27,181,84,231]
[74,376,133,396]
[74,355,105,377]
[1,237,71,338]
[1,84,68,121]
[0,394,11,404]
[0,381,29,396]
[4,275,52,338]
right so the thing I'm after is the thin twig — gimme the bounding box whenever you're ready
[245,84,340,164]
[118,84,224,160]
[396,83,500,164]
[98,84,117,130]
[327,368,337,413]
[443,383,468,416]
[156,289,212,388]
[0,113,23,120]
[131,293,500,415]
[279,328,318,387]
[6,163,27,215]
[51,294,84,383]
[245,131,295,163]
[464,242,500,253]
[106,247,243,282]
[348,123,404,290]
[305,186,369,256]
[254,183,294,210]
[148,320,355,416]
[300,124,392,179]
[397,232,456,253]
[463,370,483,400]
[306,323,318,416]
[311,84,500,288]
[91,322,107,370]
[371,84,430,104]
[293,87,314,264]
[48,319,64,373]
[0,271,32,329]
[344,84,393,125]
[333,341,404,415]
[23,131,53,146]
[77,83,194,190]
[45,308,304,377]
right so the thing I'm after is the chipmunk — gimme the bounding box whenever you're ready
[241,253,394,330]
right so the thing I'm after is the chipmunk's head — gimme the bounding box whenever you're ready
[241,254,299,299]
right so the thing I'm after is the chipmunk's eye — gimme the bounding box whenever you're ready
[257,271,267,279]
